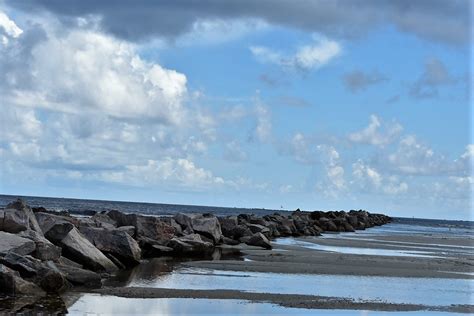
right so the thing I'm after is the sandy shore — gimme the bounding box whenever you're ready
[78,230,474,313]
[90,287,472,313]
[181,233,474,279]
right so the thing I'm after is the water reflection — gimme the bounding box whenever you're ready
[105,248,243,287]
[67,296,463,315]
[126,268,474,306]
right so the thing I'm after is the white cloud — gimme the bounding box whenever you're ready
[3,24,188,124]
[349,114,403,147]
[0,11,23,45]
[316,145,346,195]
[224,140,247,162]
[250,35,341,71]
[254,103,272,142]
[352,160,408,195]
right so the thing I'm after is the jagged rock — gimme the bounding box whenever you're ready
[105,210,134,227]
[79,226,141,267]
[0,199,43,234]
[59,227,118,273]
[246,223,270,235]
[58,256,82,269]
[35,212,76,242]
[222,236,240,245]
[0,231,36,256]
[167,234,213,254]
[117,225,136,237]
[0,263,45,295]
[56,263,102,288]
[218,216,238,237]
[0,252,67,293]
[174,213,222,244]
[246,232,272,249]
[18,230,61,261]
[90,213,117,229]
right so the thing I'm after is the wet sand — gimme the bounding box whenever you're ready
[82,228,474,314]
[181,233,474,279]
[89,287,472,313]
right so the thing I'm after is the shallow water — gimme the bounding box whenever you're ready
[67,296,463,315]
[273,237,442,258]
[124,267,473,306]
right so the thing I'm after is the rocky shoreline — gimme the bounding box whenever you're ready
[0,198,391,301]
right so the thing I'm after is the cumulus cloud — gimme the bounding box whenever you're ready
[348,115,403,147]
[7,0,469,46]
[3,27,188,124]
[352,160,408,195]
[342,70,388,93]
[315,145,346,196]
[250,36,341,71]
[223,140,247,162]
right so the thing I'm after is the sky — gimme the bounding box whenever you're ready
[0,0,472,220]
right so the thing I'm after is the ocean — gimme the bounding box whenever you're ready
[0,194,472,229]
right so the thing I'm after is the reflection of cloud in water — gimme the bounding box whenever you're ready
[124,267,473,306]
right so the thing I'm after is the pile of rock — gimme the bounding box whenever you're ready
[0,199,390,297]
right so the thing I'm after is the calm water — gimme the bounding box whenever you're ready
[0,194,288,217]
[67,297,461,315]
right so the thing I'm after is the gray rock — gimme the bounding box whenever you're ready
[90,213,117,229]
[35,212,75,242]
[58,256,82,269]
[0,263,45,295]
[56,263,102,288]
[246,233,272,250]
[0,199,43,234]
[0,231,36,255]
[174,213,222,244]
[18,230,62,261]
[117,225,136,237]
[191,214,222,244]
[218,216,238,238]
[0,252,67,293]
[60,227,118,273]
[222,236,240,245]
[167,234,213,254]
[246,223,270,235]
[79,226,141,267]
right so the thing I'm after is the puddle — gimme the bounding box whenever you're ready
[66,295,464,315]
[273,238,441,258]
[105,248,243,287]
[126,268,473,306]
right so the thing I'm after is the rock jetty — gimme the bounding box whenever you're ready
[0,198,391,297]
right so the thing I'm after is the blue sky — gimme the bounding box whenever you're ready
[0,1,472,220]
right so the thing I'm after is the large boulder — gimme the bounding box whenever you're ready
[218,216,238,237]
[56,263,102,288]
[0,231,36,256]
[246,224,270,235]
[0,253,67,293]
[18,230,61,261]
[246,233,272,250]
[166,234,213,254]
[90,213,117,229]
[59,227,118,273]
[0,199,43,234]
[79,226,141,267]
[0,264,45,295]
[174,213,222,244]
[134,215,175,243]
[35,212,76,242]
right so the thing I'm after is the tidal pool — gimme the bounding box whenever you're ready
[273,237,443,258]
[67,295,465,315]
[125,268,473,306]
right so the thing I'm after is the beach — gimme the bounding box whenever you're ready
[0,196,472,315]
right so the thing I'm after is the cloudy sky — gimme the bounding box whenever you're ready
[0,0,472,220]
